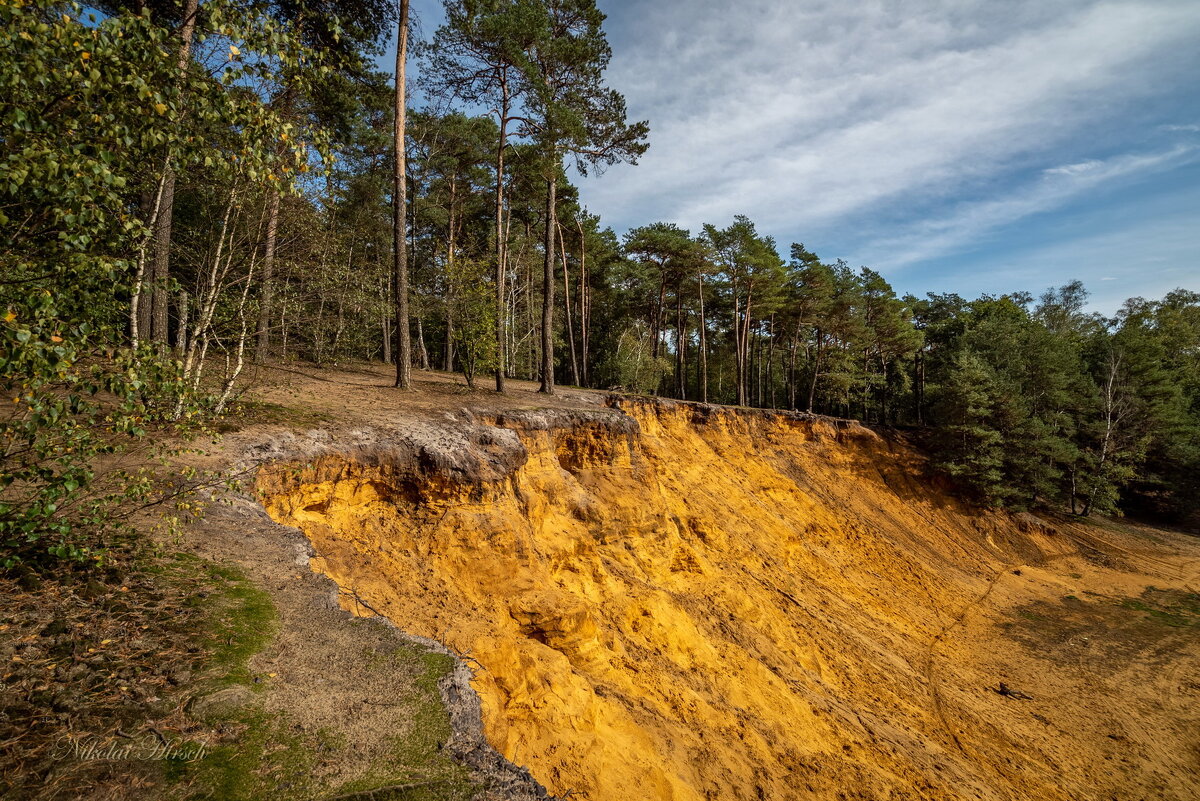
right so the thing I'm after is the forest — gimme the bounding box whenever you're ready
[3,0,1199,568]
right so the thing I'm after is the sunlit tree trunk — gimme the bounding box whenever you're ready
[393,0,411,389]
[675,290,686,399]
[575,214,590,386]
[494,82,510,393]
[148,0,199,351]
[539,175,557,394]
[558,221,579,386]
[254,190,280,362]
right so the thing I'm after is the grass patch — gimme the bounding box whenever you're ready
[317,649,473,801]
[199,564,276,689]
[163,564,471,801]
[216,399,334,432]
[1117,589,1200,628]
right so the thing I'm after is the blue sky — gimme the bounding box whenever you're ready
[385,0,1200,313]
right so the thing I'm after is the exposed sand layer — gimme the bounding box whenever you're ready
[255,391,1200,801]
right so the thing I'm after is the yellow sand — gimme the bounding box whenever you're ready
[258,399,1200,801]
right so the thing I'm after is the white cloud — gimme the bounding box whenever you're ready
[580,0,1200,247]
[1043,161,1103,177]
[854,144,1196,270]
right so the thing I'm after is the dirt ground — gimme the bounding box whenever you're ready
[239,360,608,423]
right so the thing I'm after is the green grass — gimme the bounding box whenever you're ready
[215,399,334,432]
[155,557,472,801]
[317,650,473,801]
[168,709,317,799]
[1117,591,1200,628]
[200,564,277,689]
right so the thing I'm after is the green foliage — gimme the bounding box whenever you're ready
[0,291,192,564]
[929,350,1005,503]
[446,257,498,387]
[0,0,328,277]
[601,324,672,394]
[910,284,1200,517]
[515,0,650,173]
[2,0,170,314]
[1105,291,1200,524]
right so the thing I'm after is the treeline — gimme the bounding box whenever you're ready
[2,0,1198,567]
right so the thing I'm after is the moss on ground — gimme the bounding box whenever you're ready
[163,559,474,801]
[1117,588,1200,628]
[1004,584,1200,670]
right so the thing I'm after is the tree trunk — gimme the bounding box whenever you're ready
[380,274,392,364]
[131,164,169,347]
[768,313,776,409]
[331,246,350,360]
[915,348,925,424]
[524,220,534,380]
[735,290,753,406]
[575,214,589,386]
[214,232,259,415]
[281,276,290,360]
[558,221,579,386]
[256,83,297,363]
[148,0,199,351]
[255,189,280,362]
[539,175,557,394]
[675,289,686,399]
[445,177,457,372]
[751,320,761,407]
[787,332,797,410]
[494,83,510,393]
[177,184,239,415]
[1082,351,1122,516]
[733,291,744,405]
[807,335,823,413]
[697,270,707,403]
[392,0,411,389]
[176,288,189,356]
[150,169,175,348]
[739,296,748,407]
[416,315,430,370]
[652,270,667,360]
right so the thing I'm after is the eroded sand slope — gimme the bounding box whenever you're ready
[257,397,1200,801]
